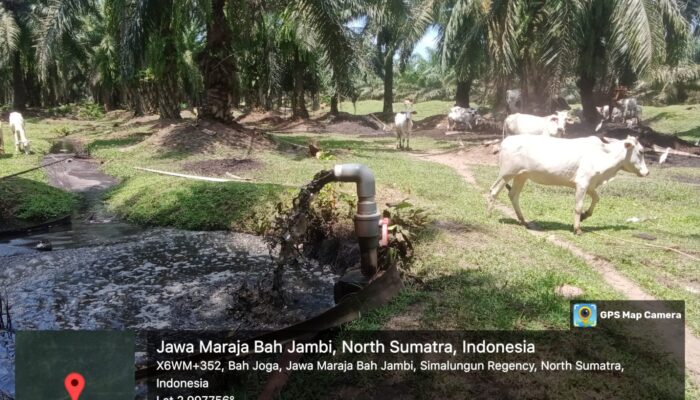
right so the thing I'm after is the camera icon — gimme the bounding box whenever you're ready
[573,303,597,328]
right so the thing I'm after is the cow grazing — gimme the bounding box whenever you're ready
[487,135,649,234]
[447,106,482,130]
[502,112,572,139]
[9,112,29,155]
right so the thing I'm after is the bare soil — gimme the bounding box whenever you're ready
[142,119,276,154]
[238,111,387,136]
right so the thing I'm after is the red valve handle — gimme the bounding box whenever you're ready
[379,217,390,247]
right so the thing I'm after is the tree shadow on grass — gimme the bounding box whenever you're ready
[497,217,632,233]
[86,134,150,154]
[305,266,683,399]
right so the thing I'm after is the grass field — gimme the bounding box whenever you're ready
[0,118,77,229]
[338,100,454,120]
[1,103,698,397]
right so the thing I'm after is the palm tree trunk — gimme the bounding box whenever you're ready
[382,55,394,114]
[330,93,339,115]
[578,74,598,124]
[292,50,309,118]
[455,79,472,108]
[157,76,181,119]
[198,0,236,122]
[12,51,26,111]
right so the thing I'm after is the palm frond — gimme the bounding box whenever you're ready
[0,5,19,65]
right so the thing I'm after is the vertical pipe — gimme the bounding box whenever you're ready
[333,164,381,277]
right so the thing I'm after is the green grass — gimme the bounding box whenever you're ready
[338,99,454,121]
[0,118,81,229]
[643,104,700,143]
[470,164,700,335]
[1,106,697,397]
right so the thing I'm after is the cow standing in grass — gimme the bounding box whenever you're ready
[502,112,573,139]
[487,135,649,235]
[9,112,29,155]
[394,100,416,150]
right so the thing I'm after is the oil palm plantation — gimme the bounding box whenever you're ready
[441,0,691,119]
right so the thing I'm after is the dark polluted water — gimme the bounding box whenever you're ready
[0,229,339,395]
[0,152,341,396]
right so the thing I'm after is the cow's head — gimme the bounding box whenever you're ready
[621,136,649,177]
[550,111,571,136]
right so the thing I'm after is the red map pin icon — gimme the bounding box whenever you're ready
[64,372,85,400]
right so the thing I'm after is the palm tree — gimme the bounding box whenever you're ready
[0,0,32,110]
[437,0,488,108]
[572,0,690,122]
[442,0,691,119]
[360,0,436,114]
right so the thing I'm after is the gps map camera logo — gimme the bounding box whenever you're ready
[573,303,597,328]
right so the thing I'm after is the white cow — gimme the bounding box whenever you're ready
[596,105,623,122]
[595,98,642,131]
[394,111,415,150]
[447,106,482,130]
[9,112,29,155]
[502,112,572,139]
[487,135,649,234]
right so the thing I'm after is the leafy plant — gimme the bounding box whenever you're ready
[378,199,430,272]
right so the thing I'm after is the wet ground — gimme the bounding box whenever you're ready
[0,139,339,397]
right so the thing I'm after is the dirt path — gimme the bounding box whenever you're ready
[417,148,700,387]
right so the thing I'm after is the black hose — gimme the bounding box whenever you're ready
[0,157,73,181]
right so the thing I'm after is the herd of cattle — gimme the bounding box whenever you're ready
[439,90,648,235]
[0,112,29,155]
[1,98,652,235]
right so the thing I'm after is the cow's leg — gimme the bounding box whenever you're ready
[13,129,19,153]
[19,129,28,154]
[487,176,508,215]
[581,189,599,221]
[508,175,528,224]
[406,132,410,150]
[573,185,588,235]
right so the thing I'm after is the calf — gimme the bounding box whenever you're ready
[394,111,415,150]
[487,135,649,234]
[447,106,482,130]
[9,112,29,155]
[502,112,572,139]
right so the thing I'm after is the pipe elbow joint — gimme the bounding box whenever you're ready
[333,164,376,199]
